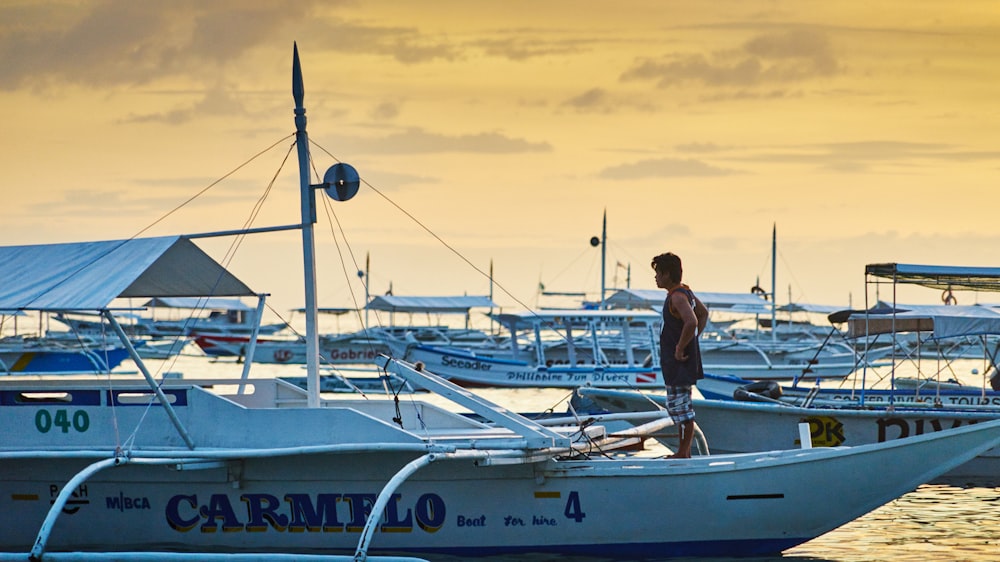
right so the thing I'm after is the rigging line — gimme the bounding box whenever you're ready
[305,141,388,334]
[154,141,296,377]
[219,140,295,265]
[313,167,412,396]
[307,140,585,349]
[318,189,385,341]
[131,133,295,240]
[307,146,534,312]
[311,149,373,335]
[777,248,811,305]
[542,245,597,291]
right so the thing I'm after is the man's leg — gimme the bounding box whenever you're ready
[677,419,694,458]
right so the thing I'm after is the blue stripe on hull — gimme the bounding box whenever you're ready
[367,537,805,558]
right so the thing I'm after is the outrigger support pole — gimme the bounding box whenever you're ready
[103,310,195,449]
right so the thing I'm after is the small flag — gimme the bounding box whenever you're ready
[636,372,657,384]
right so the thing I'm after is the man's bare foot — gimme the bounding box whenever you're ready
[665,453,691,459]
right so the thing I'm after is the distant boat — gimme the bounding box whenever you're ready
[55,299,287,360]
[387,308,666,388]
[55,298,287,338]
[605,288,881,380]
[0,334,130,375]
[249,295,497,365]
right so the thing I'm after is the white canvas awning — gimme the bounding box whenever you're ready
[847,304,1000,339]
[491,308,662,330]
[365,295,495,314]
[0,236,255,311]
[604,288,772,314]
[143,297,255,311]
[866,263,1000,292]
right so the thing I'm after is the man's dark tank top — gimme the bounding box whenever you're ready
[660,285,704,387]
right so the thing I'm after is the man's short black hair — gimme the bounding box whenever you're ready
[651,252,683,282]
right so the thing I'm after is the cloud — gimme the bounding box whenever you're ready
[120,85,250,124]
[0,1,326,90]
[349,127,552,155]
[309,22,460,64]
[598,157,742,179]
[736,141,1000,172]
[369,101,401,121]
[560,87,657,113]
[675,142,737,153]
[471,35,591,61]
[620,27,840,88]
[0,1,459,91]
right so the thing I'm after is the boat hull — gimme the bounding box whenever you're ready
[692,399,1000,481]
[401,343,663,388]
[251,339,389,365]
[0,347,130,374]
[4,380,1000,558]
[577,387,1000,481]
[699,372,1000,408]
[3,429,998,558]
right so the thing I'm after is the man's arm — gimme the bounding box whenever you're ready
[693,296,709,335]
[671,291,699,361]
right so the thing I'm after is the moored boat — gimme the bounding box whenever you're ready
[0,334,131,375]
[578,262,1000,482]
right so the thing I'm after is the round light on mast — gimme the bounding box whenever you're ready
[323,163,360,201]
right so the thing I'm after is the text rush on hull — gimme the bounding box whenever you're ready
[2,45,1000,561]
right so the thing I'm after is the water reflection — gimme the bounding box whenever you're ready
[786,482,1000,562]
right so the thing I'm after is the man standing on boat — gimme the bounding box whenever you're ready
[652,252,708,458]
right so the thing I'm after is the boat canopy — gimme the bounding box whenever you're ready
[847,304,1000,339]
[143,297,255,311]
[0,236,255,311]
[491,308,662,330]
[866,263,1000,292]
[365,295,495,313]
[604,288,771,314]
[776,302,842,314]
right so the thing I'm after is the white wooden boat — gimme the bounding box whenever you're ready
[605,288,875,380]
[576,386,1000,481]
[251,296,496,366]
[699,371,1000,409]
[389,303,870,387]
[577,264,1000,482]
[3,45,1000,561]
[387,308,667,388]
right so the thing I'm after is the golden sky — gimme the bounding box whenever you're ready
[3,0,1000,319]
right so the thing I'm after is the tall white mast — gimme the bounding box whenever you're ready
[292,44,321,407]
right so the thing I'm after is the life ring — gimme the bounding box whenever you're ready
[734,380,783,402]
[942,289,957,306]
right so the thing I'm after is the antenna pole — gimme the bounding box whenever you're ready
[600,210,607,309]
[771,223,777,343]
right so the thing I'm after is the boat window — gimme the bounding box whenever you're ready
[16,392,73,404]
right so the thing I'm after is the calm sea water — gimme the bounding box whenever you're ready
[118,352,1000,561]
